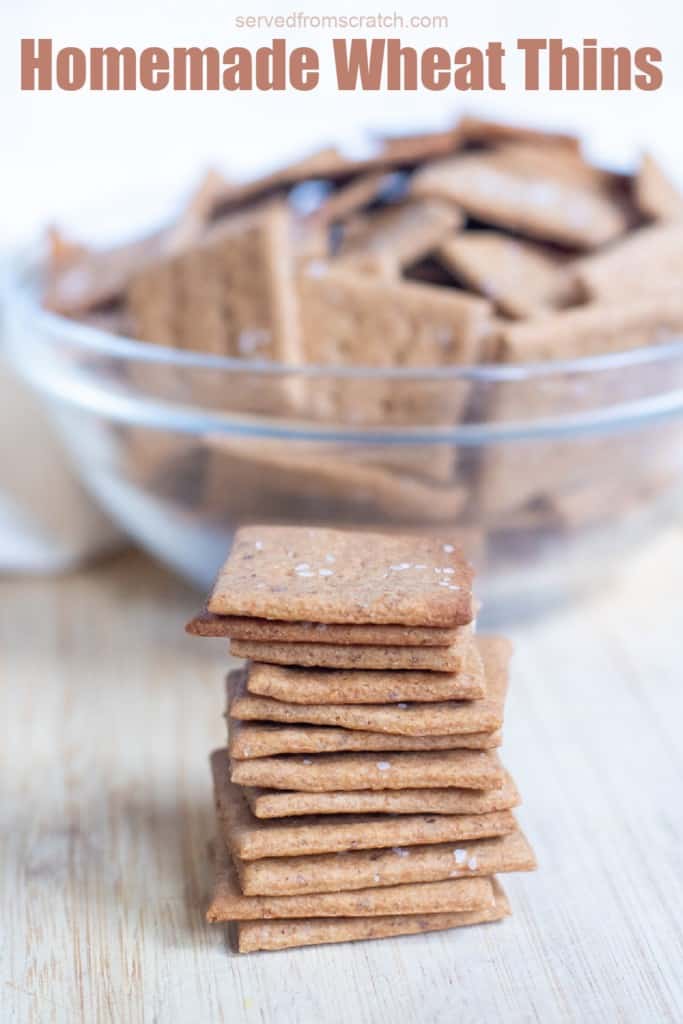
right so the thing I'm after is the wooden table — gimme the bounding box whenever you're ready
[2,531,683,1024]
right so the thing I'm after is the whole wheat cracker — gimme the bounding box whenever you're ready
[44,168,234,316]
[229,719,502,760]
[635,153,683,223]
[305,172,398,228]
[208,835,494,921]
[437,231,576,320]
[244,773,518,818]
[207,525,475,627]
[235,832,534,896]
[573,222,683,302]
[411,145,628,249]
[231,748,505,793]
[296,266,490,425]
[213,752,515,860]
[235,878,510,952]
[187,609,467,646]
[199,437,467,527]
[209,134,463,219]
[230,638,471,672]
[44,230,167,317]
[244,642,484,704]
[337,198,463,273]
[497,293,683,362]
[229,636,508,737]
[127,200,300,363]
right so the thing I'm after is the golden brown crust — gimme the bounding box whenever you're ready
[208,525,475,627]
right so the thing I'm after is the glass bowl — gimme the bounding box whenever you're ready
[5,261,683,622]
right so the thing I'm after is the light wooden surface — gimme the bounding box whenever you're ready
[2,530,683,1024]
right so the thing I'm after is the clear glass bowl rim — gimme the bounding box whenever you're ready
[6,257,683,444]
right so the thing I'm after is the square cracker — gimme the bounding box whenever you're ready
[207,833,494,920]
[187,610,467,647]
[229,638,471,672]
[497,293,683,362]
[229,719,502,760]
[244,773,519,818]
[127,200,300,363]
[244,641,485,703]
[235,833,534,896]
[573,222,683,302]
[197,437,467,527]
[207,525,475,627]
[230,748,505,793]
[437,231,575,320]
[212,751,515,860]
[194,436,466,528]
[228,636,508,737]
[411,144,628,249]
[337,198,463,273]
[297,267,490,425]
[235,878,510,952]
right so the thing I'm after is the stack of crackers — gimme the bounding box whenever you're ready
[187,524,536,953]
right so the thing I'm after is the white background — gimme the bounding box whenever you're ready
[2,0,683,245]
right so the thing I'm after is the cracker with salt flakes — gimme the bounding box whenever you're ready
[338,198,463,274]
[437,231,576,320]
[229,719,501,760]
[127,200,300,362]
[231,748,505,793]
[574,222,683,302]
[243,772,518,818]
[187,609,466,646]
[208,834,495,920]
[297,267,490,424]
[207,525,474,627]
[411,144,629,250]
[234,881,510,952]
[228,637,506,736]
[212,751,514,861]
[234,833,532,897]
[244,643,484,704]
[229,638,471,672]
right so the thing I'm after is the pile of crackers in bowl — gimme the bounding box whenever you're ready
[188,525,536,953]
[40,115,683,584]
[44,113,683,376]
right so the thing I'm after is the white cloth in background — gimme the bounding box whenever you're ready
[0,354,123,573]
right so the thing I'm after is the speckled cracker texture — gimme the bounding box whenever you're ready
[234,834,533,896]
[208,835,494,921]
[497,293,683,362]
[235,879,510,951]
[228,636,508,737]
[230,638,471,672]
[573,222,683,302]
[187,610,466,647]
[297,268,490,424]
[212,750,515,860]
[229,719,502,759]
[230,748,505,793]
[437,231,575,320]
[337,198,463,273]
[127,201,300,362]
[243,641,484,704]
[411,143,629,249]
[207,525,475,626]
[243,773,519,818]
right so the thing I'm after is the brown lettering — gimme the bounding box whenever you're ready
[21,38,52,90]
